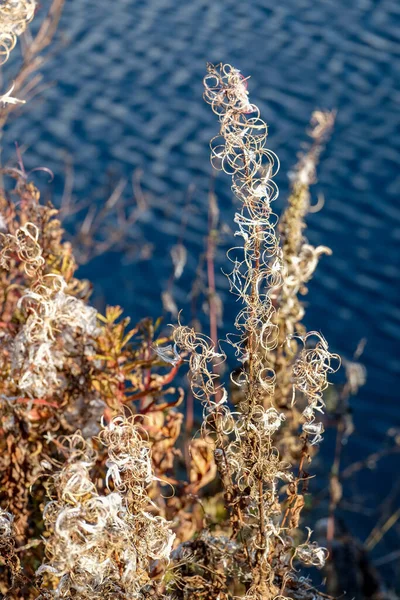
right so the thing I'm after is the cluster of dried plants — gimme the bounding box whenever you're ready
[0,5,396,600]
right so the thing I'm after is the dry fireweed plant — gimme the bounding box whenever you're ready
[0,47,350,600]
[171,64,340,600]
[0,8,186,588]
[35,418,175,600]
[0,173,188,598]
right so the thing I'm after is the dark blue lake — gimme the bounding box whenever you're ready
[3,0,400,580]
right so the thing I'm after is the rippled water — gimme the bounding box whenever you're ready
[3,0,400,569]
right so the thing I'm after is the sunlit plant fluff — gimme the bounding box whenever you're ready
[1,222,100,398]
[13,272,99,398]
[37,416,174,599]
[0,0,36,64]
[173,63,338,599]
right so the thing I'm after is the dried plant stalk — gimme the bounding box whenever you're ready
[172,64,339,600]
